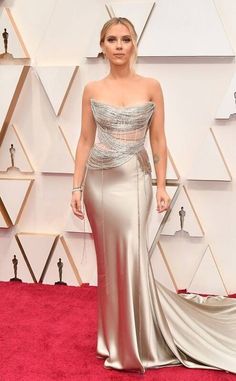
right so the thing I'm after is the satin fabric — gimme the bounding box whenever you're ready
[83,100,236,374]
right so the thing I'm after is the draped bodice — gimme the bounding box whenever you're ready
[86,99,156,174]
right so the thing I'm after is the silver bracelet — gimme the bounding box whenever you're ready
[72,186,83,193]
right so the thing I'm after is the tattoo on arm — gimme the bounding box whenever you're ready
[153,153,160,164]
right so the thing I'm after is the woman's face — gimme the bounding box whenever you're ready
[101,23,134,66]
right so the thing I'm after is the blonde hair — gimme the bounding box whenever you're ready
[99,17,138,69]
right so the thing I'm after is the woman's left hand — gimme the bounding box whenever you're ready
[156,187,171,213]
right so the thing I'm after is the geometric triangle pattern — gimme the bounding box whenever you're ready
[42,235,82,286]
[35,66,79,116]
[62,234,97,286]
[0,178,34,225]
[215,72,236,119]
[0,124,34,173]
[187,128,232,181]
[40,125,74,174]
[161,185,204,237]
[0,237,34,282]
[15,232,60,283]
[158,234,207,291]
[0,8,29,58]
[0,66,29,138]
[86,0,234,57]
[187,245,228,296]
[107,1,155,43]
[0,207,9,228]
[138,0,234,56]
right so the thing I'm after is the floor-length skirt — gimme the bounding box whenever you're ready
[83,154,236,374]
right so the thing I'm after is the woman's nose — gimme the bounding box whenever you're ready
[116,40,122,49]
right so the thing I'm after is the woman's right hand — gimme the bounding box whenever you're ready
[70,191,84,219]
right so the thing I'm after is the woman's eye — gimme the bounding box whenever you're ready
[106,38,131,43]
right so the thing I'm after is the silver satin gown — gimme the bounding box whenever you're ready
[83,98,236,374]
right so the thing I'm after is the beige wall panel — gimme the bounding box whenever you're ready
[15,232,59,282]
[136,61,234,178]
[35,66,78,116]
[59,63,108,156]
[0,8,29,58]
[215,72,236,119]
[161,185,204,237]
[0,124,34,172]
[159,235,207,290]
[9,68,62,171]
[187,245,228,296]
[7,0,65,63]
[0,1,235,291]
[186,179,236,294]
[187,128,232,181]
[0,65,26,134]
[214,0,236,52]
[212,125,236,177]
[0,237,34,282]
[138,0,234,56]
[0,197,12,227]
[5,0,235,61]
[0,178,34,225]
[40,125,74,174]
[0,210,8,228]
[42,237,79,286]
[63,234,97,286]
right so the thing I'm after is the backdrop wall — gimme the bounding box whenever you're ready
[0,0,236,294]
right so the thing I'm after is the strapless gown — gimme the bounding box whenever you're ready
[83,99,236,374]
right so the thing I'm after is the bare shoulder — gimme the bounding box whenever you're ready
[137,75,163,101]
[142,75,162,90]
[83,80,99,97]
[82,79,105,101]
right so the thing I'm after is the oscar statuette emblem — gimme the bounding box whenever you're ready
[6,144,20,173]
[10,255,22,282]
[0,28,13,59]
[55,258,67,285]
[175,206,188,235]
[179,206,186,230]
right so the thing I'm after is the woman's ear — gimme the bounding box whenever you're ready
[100,42,105,55]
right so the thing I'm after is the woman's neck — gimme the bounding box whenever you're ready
[107,65,135,80]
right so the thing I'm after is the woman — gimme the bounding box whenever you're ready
[71,17,236,374]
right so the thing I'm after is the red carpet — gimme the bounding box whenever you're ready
[0,281,235,381]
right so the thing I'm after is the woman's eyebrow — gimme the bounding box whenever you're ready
[106,34,131,38]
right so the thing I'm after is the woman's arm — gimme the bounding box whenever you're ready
[149,79,170,212]
[73,83,96,187]
[71,82,96,219]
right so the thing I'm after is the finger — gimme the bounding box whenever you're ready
[74,210,84,219]
[71,203,85,219]
[157,200,166,212]
[156,198,164,209]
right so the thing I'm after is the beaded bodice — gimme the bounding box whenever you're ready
[86,99,156,174]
